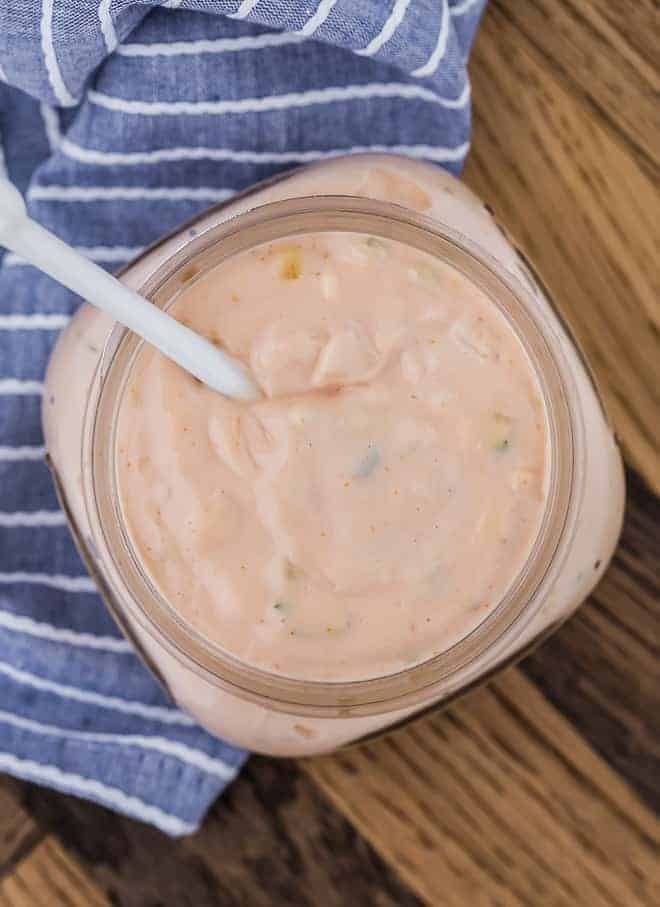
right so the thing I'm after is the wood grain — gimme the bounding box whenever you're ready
[464,5,660,493]
[184,757,422,907]
[0,3,657,906]
[587,0,659,81]
[5,760,421,907]
[304,668,660,907]
[491,0,659,170]
[0,838,109,907]
[0,786,42,882]
[524,470,660,809]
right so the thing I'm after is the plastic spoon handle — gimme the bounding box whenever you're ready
[0,178,258,401]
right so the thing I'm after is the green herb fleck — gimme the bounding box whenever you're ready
[410,260,444,285]
[404,652,423,666]
[274,600,296,622]
[494,438,510,452]
[355,446,381,478]
[363,236,388,260]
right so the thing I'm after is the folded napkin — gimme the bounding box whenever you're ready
[0,0,485,835]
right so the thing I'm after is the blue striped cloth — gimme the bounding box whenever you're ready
[0,0,486,835]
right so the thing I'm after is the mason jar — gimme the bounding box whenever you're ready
[43,154,624,756]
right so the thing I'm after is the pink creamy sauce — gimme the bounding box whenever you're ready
[116,232,549,681]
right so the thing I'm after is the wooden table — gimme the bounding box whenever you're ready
[1,3,658,905]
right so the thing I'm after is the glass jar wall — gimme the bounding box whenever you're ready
[43,155,624,755]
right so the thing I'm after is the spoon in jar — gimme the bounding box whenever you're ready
[0,178,259,401]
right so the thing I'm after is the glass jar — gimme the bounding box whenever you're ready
[43,155,624,756]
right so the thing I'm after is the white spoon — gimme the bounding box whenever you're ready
[0,178,258,401]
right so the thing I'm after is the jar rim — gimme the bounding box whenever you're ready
[83,194,585,717]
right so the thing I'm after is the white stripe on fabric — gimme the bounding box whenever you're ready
[412,1,450,77]
[40,0,76,106]
[99,0,118,54]
[0,314,69,330]
[88,81,468,116]
[0,660,196,725]
[76,244,142,261]
[0,511,64,526]
[0,711,236,780]
[2,253,29,267]
[356,0,412,57]
[228,0,261,19]
[426,80,469,108]
[117,32,305,57]
[61,137,470,167]
[0,379,44,396]
[0,62,7,83]
[0,753,196,836]
[0,572,97,593]
[0,609,132,652]
[163,0,185,8]
[30,185,234,202]
[40,102,61,152]
[451,0,482,15]
[4,245,139,266]
[298,0,338,37]
[0,445,46,461]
